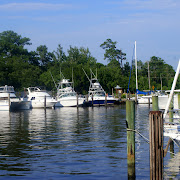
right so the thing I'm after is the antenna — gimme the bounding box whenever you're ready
[90,69,96,79]
[82,68,91,82]
[72,67,74,90]
[49,71,58,89]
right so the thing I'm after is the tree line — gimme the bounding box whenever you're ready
[0,30,178,95]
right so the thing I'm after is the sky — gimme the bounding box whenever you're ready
[0,0,180,70]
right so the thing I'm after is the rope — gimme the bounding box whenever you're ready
[127,128,149,143]
[127,128,180,148]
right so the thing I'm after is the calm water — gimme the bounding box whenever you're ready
[0,104,179,179]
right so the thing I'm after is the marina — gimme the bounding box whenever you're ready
[0,104,179,179]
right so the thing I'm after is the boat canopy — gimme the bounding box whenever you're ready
[136,89,152,95]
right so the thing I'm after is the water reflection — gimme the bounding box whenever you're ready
[0,106,128,178]
[0,104,178,179]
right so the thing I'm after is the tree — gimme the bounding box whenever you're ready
[36,45,53,68]
[53,44,66,63]
[100,38,126,66]
[0,30,31,57]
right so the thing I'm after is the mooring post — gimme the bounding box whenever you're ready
[44,95,46,109]
[92,94,94,107]
[126,100,135,179]
[152,96,159,111]
[169,97,174,157]
[8,93,10,111]
[76,93,79,108]
[105,94,107,106]
[149,111,163,180]
[135,93,137,104]
[169,96,173,122]
[178,94,180,116]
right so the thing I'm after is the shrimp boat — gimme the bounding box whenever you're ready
[0,85,31,111]
[55,79,85,107]
[26,87,57,108]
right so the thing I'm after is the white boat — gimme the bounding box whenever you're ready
[137,95,152,104]
[26,87,57,108]
[55,79,85,107]
[88,78,116,105]
[158,90,180,110]
[0,85,31,111]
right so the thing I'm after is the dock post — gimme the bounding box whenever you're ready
[169,97,173,122]
[135,93,137,104]
[44,95,46,109]
[76,93,79,108]
[178,94,180,115]
[8,93,10,111]
[92,94,94,107]
[126,100,135,179]
[152,96,159,111]
[149,111,163,180]
[169,97,174,157]
[105,94,107,106]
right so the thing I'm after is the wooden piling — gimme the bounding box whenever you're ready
[44,95,46,109]
[8,93,10,111]
[105,94,107,106]
[76,93,79,107]
[169,97,173,122]
[152,96,159,111]
[149,111,163,180]
[92,94,94,107]
[169,97,174,158]
[126,100,135,179]
[178,94,180,116]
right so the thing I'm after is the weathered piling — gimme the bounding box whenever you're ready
[169,97,173,122]
[178,94,180,115]
[169,97,174,157]
[76,93,79,108]
[8,93,10,110]
[105,94,107,106]
[152,96,159,111]
[126,100,135,179]
[92,94,94,107]
[149,111,163,180]
[44,95,46,109]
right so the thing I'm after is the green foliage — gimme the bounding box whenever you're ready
[100,38,126,66]
[0,30,178,95]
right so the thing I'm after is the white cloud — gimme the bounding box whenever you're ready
[0,3,73,11]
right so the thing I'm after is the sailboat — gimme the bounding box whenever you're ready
[134,41,152,104]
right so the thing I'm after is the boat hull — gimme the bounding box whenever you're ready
[31,100,56,108]
[55,97,85,107]
[0,100,31,111]
[88,96,116,105]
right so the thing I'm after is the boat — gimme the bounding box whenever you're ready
[162,60,180,145]
[55,79,85,107]
[0,85,31,111]
[26,87,57,108]
[158,90,180,110]
[87,77,116,105]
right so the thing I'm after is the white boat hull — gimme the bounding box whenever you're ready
[0,100,31,111]
[158,94,178,109]
[31,100,57,108]
[55,97,85,107]
[138,96,152,104]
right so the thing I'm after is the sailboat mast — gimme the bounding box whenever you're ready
[135,41,138,90]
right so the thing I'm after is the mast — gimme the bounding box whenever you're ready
[135,41,138,90]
